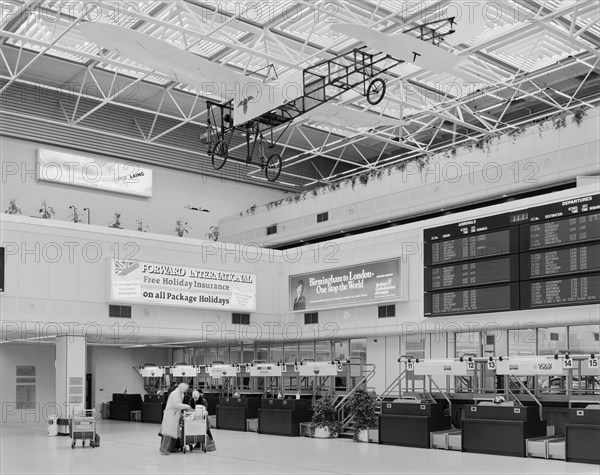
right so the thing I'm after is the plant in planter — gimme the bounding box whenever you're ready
[175,218,190,237]
[310,396,341,438]
[109,212,122,229]
[38,200,55,219]
[135,219,148,232]
[69,206,81,223]
[5,199,21,215]
[205,225,219,242]
[346,385,377,442]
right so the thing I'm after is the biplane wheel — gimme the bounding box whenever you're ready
[211,140,228,170]
[265,153,282,182]
[366,78,386,105]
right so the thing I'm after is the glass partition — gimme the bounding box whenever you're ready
[256,344,269,362]
[242,344,255,363]
[229,346,241,364]
[569,324,600,353]
[270,343,283,364]
[333,340,349,361]
[284,342,298,363]
[194,348,205,365]
[205,347,217,365]
[403,333,425,360]
[508,327,537,356]
[315,341,331,361]
[538,327,568,355]
[217,347,229,364]
[350,338,367,365]
[299,341,314,361]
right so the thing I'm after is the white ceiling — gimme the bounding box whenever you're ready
[1,0,599,191]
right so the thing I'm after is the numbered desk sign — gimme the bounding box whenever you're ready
[236,365,241,373]
[487,360,497,371]
[281,364,287,373]
[406,361,414,372]
[467,360,476,371]
[562,358,574,370]
[589,356,599,369]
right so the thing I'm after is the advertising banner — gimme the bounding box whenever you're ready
[109,259,256,311]
[37,147,153,197]
[289,258,402,311]
[496,357,565,375]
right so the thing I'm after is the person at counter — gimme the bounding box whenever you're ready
[159,383,191,455]
[293,279,306,310]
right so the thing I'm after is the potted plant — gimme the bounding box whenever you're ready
[38,200,55,219]
[136,218,148,232]
[310,396,341,438]
[206,225,219,241]
[4,199,21,215]
[109,212,122,229]
[175,218,190,237]
[346,385,377,442]
[69,206,82,223]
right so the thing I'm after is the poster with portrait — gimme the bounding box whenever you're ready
[289,258,402,311]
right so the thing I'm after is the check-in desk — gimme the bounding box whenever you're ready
[566,406,600,464]
[462,405,546,457]
[110,394,143,421]
[217,396,261,431]
[379,401,451,448]
[258,399,312,436]
[141,394,165,423]
[203,393,220,415]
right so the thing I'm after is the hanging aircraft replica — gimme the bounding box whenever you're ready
[80,7,487,183]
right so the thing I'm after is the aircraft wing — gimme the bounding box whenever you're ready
[79,23,300,126]
[329,23,464,74]
[304,103,409,129]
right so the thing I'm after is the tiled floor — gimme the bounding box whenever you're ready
[1,420,597,474]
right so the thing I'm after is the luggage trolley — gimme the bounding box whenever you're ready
[70,408,98,449]
[181,407,207,453]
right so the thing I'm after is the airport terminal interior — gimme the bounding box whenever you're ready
[1,1,599,474]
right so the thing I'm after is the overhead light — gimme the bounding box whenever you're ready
[185,205,210,212]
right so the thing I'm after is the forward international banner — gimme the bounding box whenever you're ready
[109,259,256,311]
[289,258,402,311]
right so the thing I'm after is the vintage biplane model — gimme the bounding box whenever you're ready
[80,10,477,182]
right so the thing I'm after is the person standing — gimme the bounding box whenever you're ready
[159,383,191,455]
[293,279,306,310]
[190,389,216,451]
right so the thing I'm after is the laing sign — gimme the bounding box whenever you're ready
[37,147,153,197]
[109,259,256,311]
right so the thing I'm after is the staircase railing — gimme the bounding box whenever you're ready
[376,371,406,406]
[509,375,543,420]
[335,363,376,431]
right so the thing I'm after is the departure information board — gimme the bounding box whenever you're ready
[425,256,517,291]
[424,193,600,317]
[523,212,600,250]
[425,284,518,315]
[521,243,600,279]
[521,274,600,309]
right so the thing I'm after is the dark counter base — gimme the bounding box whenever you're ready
[462,419,547,457]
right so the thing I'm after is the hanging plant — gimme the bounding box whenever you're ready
[5,199,22,215]
[572,107,587,126]
[358,173,369,186]
[552,111,567,129]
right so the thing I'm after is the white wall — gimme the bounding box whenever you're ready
[86,347,170,405]
[0,343,55,423]
[0,137,285,240]
[221,107,600,245]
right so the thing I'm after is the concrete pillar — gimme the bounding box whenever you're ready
[55,335,86,418]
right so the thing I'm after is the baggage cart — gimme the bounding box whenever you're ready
[70,409,98,449]
[181,408,207,453]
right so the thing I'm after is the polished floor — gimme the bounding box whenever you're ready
[1,420,597,474]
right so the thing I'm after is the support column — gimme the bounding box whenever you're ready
[55,335,86,418]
